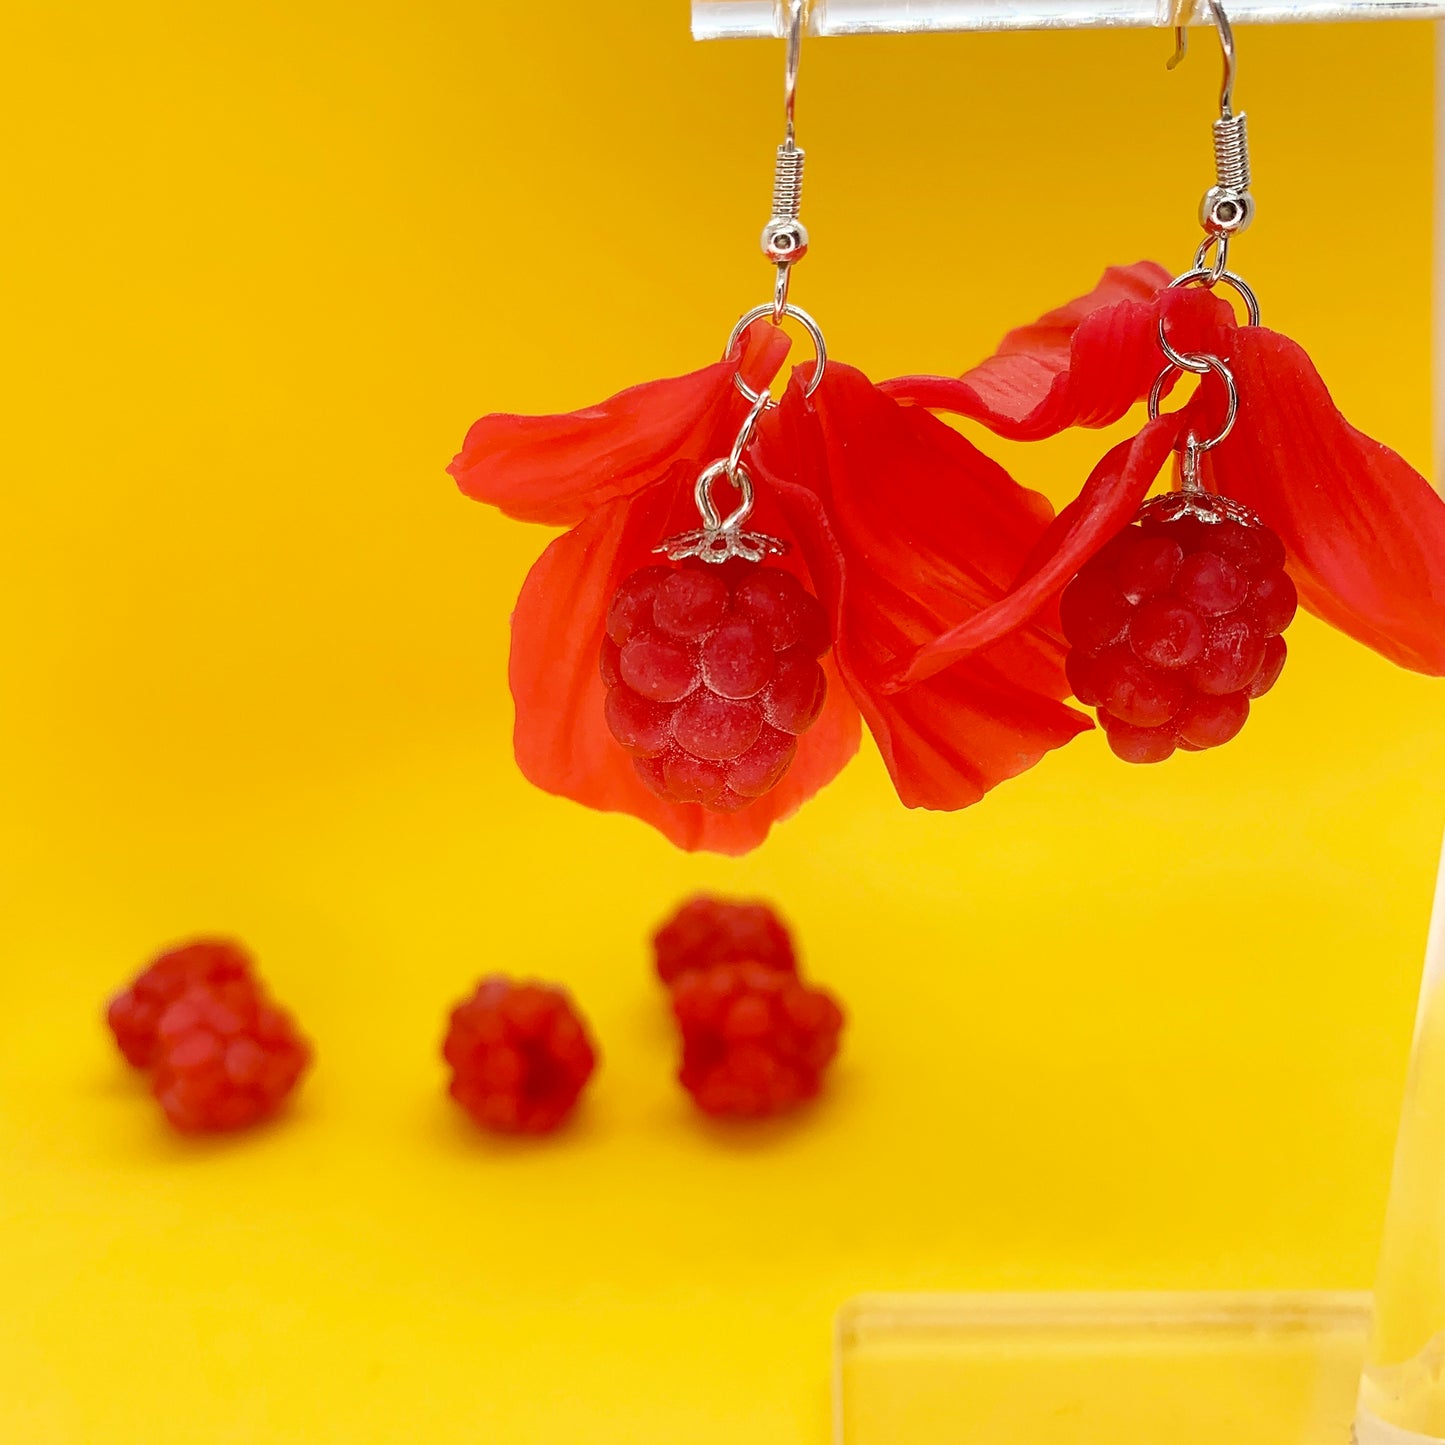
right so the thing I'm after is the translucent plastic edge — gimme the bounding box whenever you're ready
[693,1,1445,40]
[834,1289,1374,1349]
[833,1290,1374,1445]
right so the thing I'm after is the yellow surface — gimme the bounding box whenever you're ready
[0,6,1440,1443]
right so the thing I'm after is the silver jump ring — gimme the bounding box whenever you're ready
[772,264,791,324]
[1147,351,1239,452]
[728,388,772,477]
[693,457,755,534]
[1156,264,1261,374]
[1166,266,1261,326]
[725,302,827,405]
[1158,329,1213,375]
[1194,232,1230,282]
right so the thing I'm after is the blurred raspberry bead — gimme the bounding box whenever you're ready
[106,938,256,1069]
[652,895,797,986]
[443,977,597,1135]
[671,963,844,1119]
[151,980,311,1133]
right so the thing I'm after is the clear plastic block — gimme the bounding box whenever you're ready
[1357,842,1445,1445]
[836,1292,1371,1445]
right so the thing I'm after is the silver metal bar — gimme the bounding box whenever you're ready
[693,0,1445,40]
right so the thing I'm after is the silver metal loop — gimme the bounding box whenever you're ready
[728,388,772,477]
[772,263,791,322]
[725,302,827,405]
[693,457,755,534]
[1165,265,1262,326]
[1157,327,1213,376]
[1147,351,1240,452]
[1156,265,1260,386]
[1194,232,1230,282]
[658,395,788,563]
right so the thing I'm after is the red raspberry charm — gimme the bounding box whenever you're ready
[602,559,830,811]
[106,938,255,1069]
[443,977,598,1135]
[151,979,311,1133]
[1060,493,1296,764]
[652,894,797,985]
[670,963,844,1119]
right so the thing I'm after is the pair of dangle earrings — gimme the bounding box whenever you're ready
[450,0,1445,856]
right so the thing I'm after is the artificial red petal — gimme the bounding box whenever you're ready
[881,263,1235,439]
[508,464,860,855]
[1212,327,1445,674]
[449,324,791,527]
[891,413,1188,687]
[761,364,1092,810]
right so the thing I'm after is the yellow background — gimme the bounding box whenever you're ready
[0,5,1440,1441]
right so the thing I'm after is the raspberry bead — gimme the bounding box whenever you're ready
[106,938,255,1069]
[1248,635,1288,698]
[1128,598,1206,670]
[653,894,797,986]
[670,963,843,1118]
[1060,496,1294,764]
[151,979,311,1133]
[603,559,829,810]
[442,977,597,1135]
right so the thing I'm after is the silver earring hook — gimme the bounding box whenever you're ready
[1165,0,1253,248]
[783,0,805,145]
[1154,0,1257,495]
[757,0,816,323]
[1168,0,1238,118]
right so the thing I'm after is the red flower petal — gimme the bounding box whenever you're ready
[762,364,1091,810]
[508,465,860,855]
[1212,327,1445,674]
[449,325,792,527]
[881,263,1235,440]
[891,414,1188,687]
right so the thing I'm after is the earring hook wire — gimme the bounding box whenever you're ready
[1168,0,1238,117]
[783,0,805,145]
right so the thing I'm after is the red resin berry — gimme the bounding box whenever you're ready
[1115,535,1184,604]
[1249,570,1299,636]
[670,963,843,1118]
[1176,691,1250,749]
[1172,550,1249,615]
[443,977,597,1135]
[151,979,311,1133]
[106,938,255,1069]
[1058,570,1130,654]
[1091,644,1185,728]
[1060,500,1294,764]
[653,895,798,986]
[1248,635,1288,698]
[603,559,829,811]
[1128,597,1206,670]
[1100,713,1179,765]
[1192,614,1267,696]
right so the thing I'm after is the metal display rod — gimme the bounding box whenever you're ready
[692,0,1445,40]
